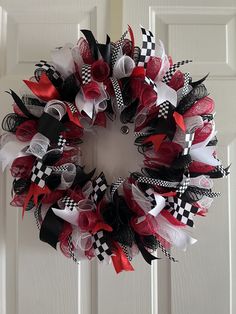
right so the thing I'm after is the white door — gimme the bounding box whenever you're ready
[122,1,236,314]
[0,1,235,314]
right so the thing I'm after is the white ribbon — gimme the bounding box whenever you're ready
[52,205,79,225]
[132,184,165,217]
[156,215,197,251]
[82,181,93,198]
[155,81,177,107]
[26,133,50,159]
[113,55,135,79]
[189,175,213,189]
[44,100,67,121]
[75,84,108,119]
[155,39,170,81]
[51,44,75,78]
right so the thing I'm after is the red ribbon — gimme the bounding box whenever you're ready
[144,134,166,152]
[111,242,134,273]
[173,111,186,132]
[22,183,50,218]
[23,73,60,102]
[66,105,83,128]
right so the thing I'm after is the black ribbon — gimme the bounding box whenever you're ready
[135,234,158,265]
[6,90,36,119]
[39,206,64,249]
[81,30,111,64]
[81,29,99,61]
[38,112,65,143]
[97,35,111,64]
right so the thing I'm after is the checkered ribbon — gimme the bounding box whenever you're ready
[67,102,78,114]
[134,132,150,137]
[144,188,157,208]
[138,26,155,69]
[133,46,141,65]
[144,76,158,94]
[177,173,190,195]
[81,64,92,85]
[157,241,178,262]
[121,244,132,261]
[61,196,78,211]
[31,160,52,188]
[90,173,108,204]
[68,236,79,264]
[111,30,128,67]
[167,197,198,227]
[110,77,124,110]
[183,132,195,155]
[188,186,220,198]
[52,164,69,172]
[162,60,192,84]
[34,60,62,85]
[57,135,66,150]
[214,164,228,177]
[111,177,125,199]
[182,72,190,98]
[93,231,112,261]
[137,176,179,188]
[158,101,171,119]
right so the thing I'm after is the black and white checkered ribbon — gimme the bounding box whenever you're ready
[93,231,112,261]
[52,164,69,172]
[167,197,198,227]
[57,135,66,150]
[110,77,125,110]
[68,236,79,264]
[157,241,178,262]
[162,60,192,84]
[111,177,125,199]
[138,26,155,69]
[61,196,78,211]
[67,102,78,114]
[137,176,179,188]
[183,132,195,155]
[81,64,92,85]
[188,186,220,198]
[182,72,190,98]
[31,160,52,188]
[90,173,108,204]
[120,244,132,261]
[144,188,157,208]
[34,205,42,230]
[177,172,190,195]
[158,101,171,119]
[134,132,150,137]
[111,30,128,67]
[34,60,62,85]
[144,76,158,94]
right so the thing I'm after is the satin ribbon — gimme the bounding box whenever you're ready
[40,206,65,249]
[24,73,60,102]
[155,81,177,107]
[111,242,134,273]
[135,234,158,265]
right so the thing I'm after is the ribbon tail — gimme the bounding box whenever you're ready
[135,235,159,265]
[23,73,60,101]
[173,111,186,132]
[111,243,134,273]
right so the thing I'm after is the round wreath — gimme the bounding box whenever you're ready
[0,26,229,273]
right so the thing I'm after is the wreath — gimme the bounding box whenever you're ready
[0,25,229,273]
